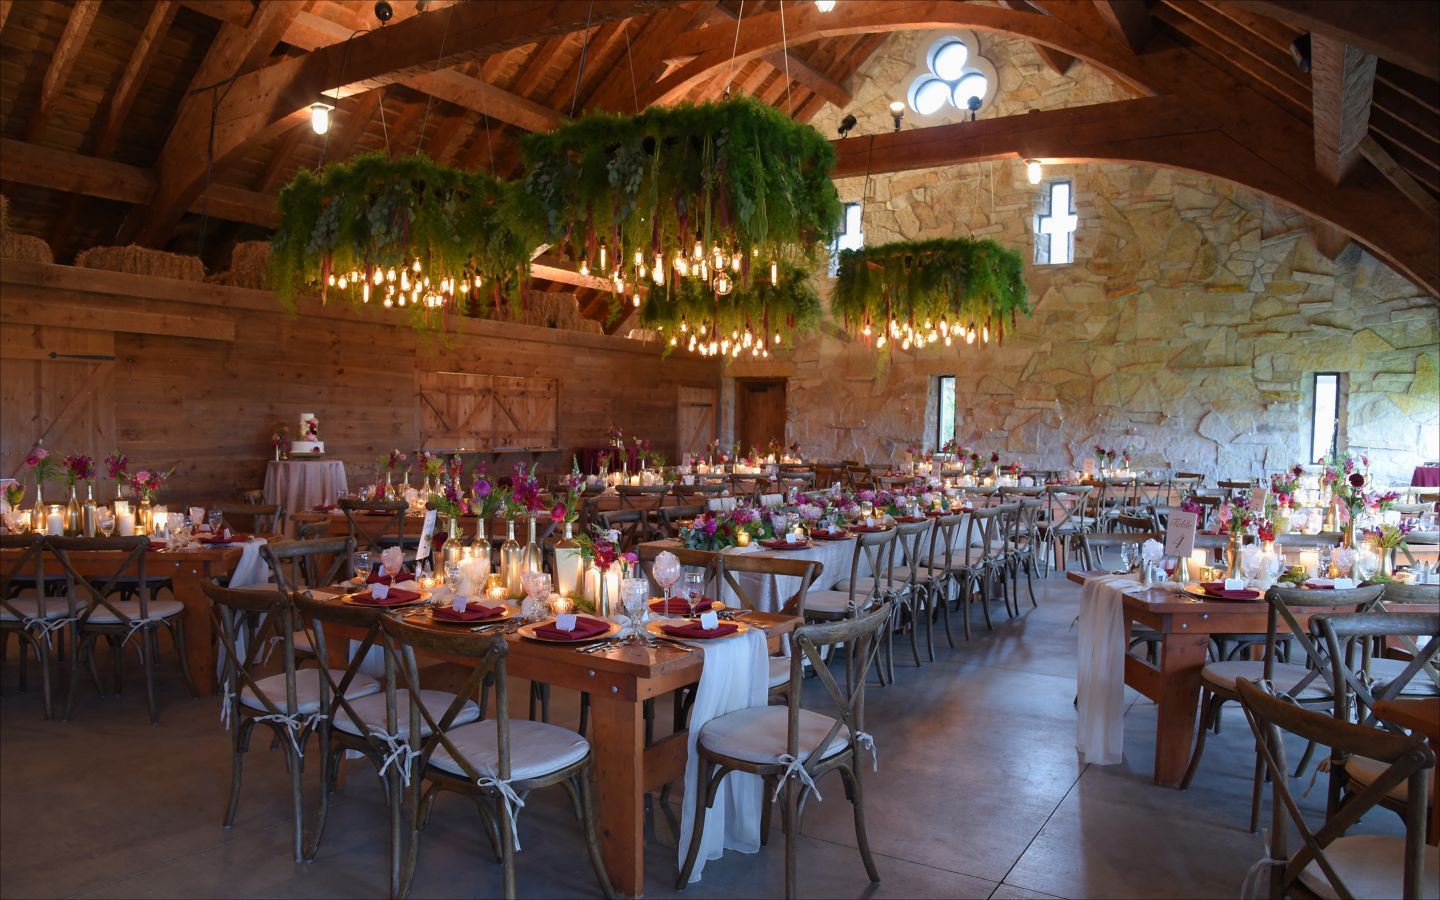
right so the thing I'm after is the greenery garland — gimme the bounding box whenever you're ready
[514,96,841,277]
[639,262,822,354]
[269,153,530,319]
[832,238,1029,344]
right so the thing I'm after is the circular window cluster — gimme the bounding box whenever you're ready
[907,37,991,117]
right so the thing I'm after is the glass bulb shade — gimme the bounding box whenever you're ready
[814,0,836,11]
[632,293,641,307]
[598,244,606,269]
[1026,159,1042,184]
[910,78,948,116]
[309,103,331,135]
[713,272,733,295]
[930,40,969,80]
[578,258,589,276]
[951,73,988,109]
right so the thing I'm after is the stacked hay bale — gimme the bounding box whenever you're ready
[0,195,55,264]
[75,244,206,281]
[498,289,605,334]
[215,240,271,289]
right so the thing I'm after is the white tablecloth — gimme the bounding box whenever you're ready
[1076,574,1139,766]
[263,460,347,517]
[227,537,270,589]
[678,625,768,883]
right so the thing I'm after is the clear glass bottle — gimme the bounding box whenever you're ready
[64,485,82,536]
[499,517,523,598]
[83,484,97,537]
[520,515,544,575]
[552,520,582,597]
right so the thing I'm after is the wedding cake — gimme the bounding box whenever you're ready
[290,413,324,455]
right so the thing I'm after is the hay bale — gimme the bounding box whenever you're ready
[0,194,9,236]
[574,318,604,335]
[1,232,53,264]
[227,241,271,290]
[75,244,206,282]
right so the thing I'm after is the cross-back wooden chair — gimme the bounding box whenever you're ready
[203,578,381,863]
[715,554,824,699]
[656,504,704,540]
[292,513,332,541]
[833,518,934,675]
[676,601,892,898]
[339,499,415,559]
[1041,485,1093,573]
[955,506,1007,640]
[1136,478,1169,512]
[1,534,75,719]
[800,528,899,686]
[53,536,195,723]
[1313,610,1440,831]
[1236,678,1436,900]
[379,615,613,900]
[1216,479,1252,505]
[1008,498,1044,610]
[212,502,285,535]
[916,511,968,650]
[260,537,356,660]
[595,508,646,554]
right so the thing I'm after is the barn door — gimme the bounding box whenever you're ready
[417,372,493,450]
[676,385,717,459]
[0,326,117,483]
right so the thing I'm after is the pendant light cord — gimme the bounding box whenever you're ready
[623,20,639,114]
[778,0,793,116]
[318,28,365,169]
[568,0,596,119]
[415,3,456,158]
[723,0,746,95]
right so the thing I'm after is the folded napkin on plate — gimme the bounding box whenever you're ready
[431,604,505,622]
[662,620,739,640]
[534,616,610,641]
[650,596,715,614]
[199,532,251,545]
[1303,581,1335,590]
[351,587,421,606]
[367,569,414,584]
[1198,581,1260,600]
[759,538,808,549]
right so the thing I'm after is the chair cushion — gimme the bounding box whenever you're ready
[804,590,857,615]
[1368,657,1440,697]
[333,690,480,739]
[240,668,380,715]
[1343,755,1430,805]
[699,705,850,765]
[767,657,791,689]
[427,718,590,782]
[834,566,934,594]
[1295,833,1439,900]
[83,598,186,624]
[1200,661,1329,697]
[0,596,73,621]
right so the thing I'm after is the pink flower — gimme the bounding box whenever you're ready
[550,502,566,521]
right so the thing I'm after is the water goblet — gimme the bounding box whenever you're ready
[621,577,649,643]
[353,550,372,584]
[521,571,552,622]
[1119,542,1138,574]
[207,509,224,533]
[682,570,705,619]
[653,552,681,604]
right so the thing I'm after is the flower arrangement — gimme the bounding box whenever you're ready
[1216,494,1256,536]
[24,443,58,487]
[1180,494,1205,517]
[470,467,508,521]
[378,449,408,474]
[3,482,23,508]
[1093,446,1116,465]
[550,489,581,525]
[271,425,287,450]
[448,454,464,486]
[1008,461,1025,478]
[62,454,95,487]
[1269,465,1303,506]
[1366,521,1413,551]
[128,469,172,503]
[510,462,544,515]
[1120,445,1134,468]
[418,451,443,480]
[430,483,464,520]
[680,511,744,551]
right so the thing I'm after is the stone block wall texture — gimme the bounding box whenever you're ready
[727,29,1438,485]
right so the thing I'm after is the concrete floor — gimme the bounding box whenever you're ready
[0,572,1403,899]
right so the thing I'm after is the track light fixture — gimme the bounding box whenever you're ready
[889,100,905,132]
[837,113,858,138]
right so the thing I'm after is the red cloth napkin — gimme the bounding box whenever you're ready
[661,620,739,640]
[431,604,506,622]
[198,532,251,545]
[350,587,421,606]
[534,616,610,641]
[367,569,414,585]
[1304,581,1335,590]
[650,596,715,614]
[1199,582,1260,600]
[811,530,852,541]
[760,538,810,550]
[313,504,338,512]
[895,516,928,524]
[848,524,890,533]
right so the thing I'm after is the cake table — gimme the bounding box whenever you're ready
[263,459,348,524]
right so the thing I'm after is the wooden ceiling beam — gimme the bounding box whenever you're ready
[26,0,101,142]
[318,88,384,164]
[532,254,625,292]
[0,0,14,32]
[1228,1,1439,80]
[1310,34,1376,184]
[254,119,311,193]
[1092,0,1154,54]
[700,3,855,105]
[94,1,177,158]
[1358,134,1440,218]
[586,5,708,112]
[134,0,657,247]
[177,0,255,26]
[0,138,277,228]
[424,109,471,164]
[509,34,570,99]
[1154,2,1309,113]
[546,20,626,109]
[998,1,1077,76]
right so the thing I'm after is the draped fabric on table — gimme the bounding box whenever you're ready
[228,537,271,590]
[1412,465,1440,488]
[1076,574,1139,766]
[263,460,348,518]
[678,626,768,883]
[579,447,641,475]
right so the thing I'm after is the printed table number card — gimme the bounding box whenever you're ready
[1165,510,1199,559]
[1249,487,1269,512]
[415,509,438,560]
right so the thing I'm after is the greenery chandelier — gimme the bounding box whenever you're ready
[832,238,1030,351]
[514,95,841,347]
[268,154,529,321]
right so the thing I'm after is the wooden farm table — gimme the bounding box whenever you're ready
[1068,570,1329,788]
[1374,699,1440,845]
[0,541,265,696]
[322,606,799,897]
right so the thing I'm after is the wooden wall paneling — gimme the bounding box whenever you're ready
[491,375,559,450]
[0,326,116,482]
[417,371,495,450]
[677,384,718,457]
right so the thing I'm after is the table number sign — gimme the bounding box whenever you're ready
[1164,510,1199,559]
[415,509,438,560]
[1249,487,1268,512]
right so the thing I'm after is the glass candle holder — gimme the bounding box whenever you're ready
[736,530,751,547]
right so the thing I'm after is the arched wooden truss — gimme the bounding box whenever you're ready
[0,0,1435,312]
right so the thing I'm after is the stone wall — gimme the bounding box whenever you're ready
[724,29,1439,485]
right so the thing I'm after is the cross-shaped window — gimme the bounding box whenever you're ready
[828,201,864,276]
[1035,181,1077,265]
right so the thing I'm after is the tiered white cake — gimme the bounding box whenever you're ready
[290,413,324,455]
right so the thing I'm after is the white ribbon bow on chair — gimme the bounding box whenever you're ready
[476,773,527,851]
[367,727,421,787]
[772,754,823,803]
[24,615,77,644]
[219,686,236,730]
[253,712,325,757]
[854,731,879,772]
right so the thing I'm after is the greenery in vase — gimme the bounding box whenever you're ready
[23,443,59,487]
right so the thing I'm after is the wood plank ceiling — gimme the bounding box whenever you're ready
[0,0,1436,323]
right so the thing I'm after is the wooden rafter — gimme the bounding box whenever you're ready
[701,3,854,105]
[1093,0,1154,54]
[1310,34,1376,184]
[319,88,384,165]
[424,109,471,164]
[26,0,100,142]
[1229,0,1439,80]
[254,119,311,193]
[510,35,571,99]
[95,1,177,157]
[0,0,14,33]
[998,1,1078,76]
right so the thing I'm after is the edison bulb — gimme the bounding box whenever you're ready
[1026,159,1042,185]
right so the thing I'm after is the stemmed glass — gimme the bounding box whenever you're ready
[682,570,705,619]
[1119,542,1138,574]
[96,508,115,538]
[653,552,681,608]
[353,550,372,585]
[621,577,650,643]
[207,509,224,534]
[521,571,552,622]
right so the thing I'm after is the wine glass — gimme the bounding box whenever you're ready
[521,571,552,622]
[1353,547,1379,583]
[653,552,681,605]
[207,508,224,534]
[682,570,705,619]
[1119,542,1138,574]
[353,550,372,584]
[621,577,649,643]
[97,508,115,538]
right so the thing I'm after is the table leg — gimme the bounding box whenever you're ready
[170,571,217,697]
[590,692,646,897]
[1152,632,1210,787]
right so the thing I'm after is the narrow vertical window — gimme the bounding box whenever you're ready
[1311,372,1341,462]
[936,375,956,449]
[829,202,864,276]
[1035,180,1077,265]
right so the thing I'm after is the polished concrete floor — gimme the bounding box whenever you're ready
[0,572,1402,899]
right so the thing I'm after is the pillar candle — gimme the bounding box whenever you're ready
[117,513,135,536]
[1189,549,1208,574]
[46,506,64,536]
[1298,550,1319,577]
